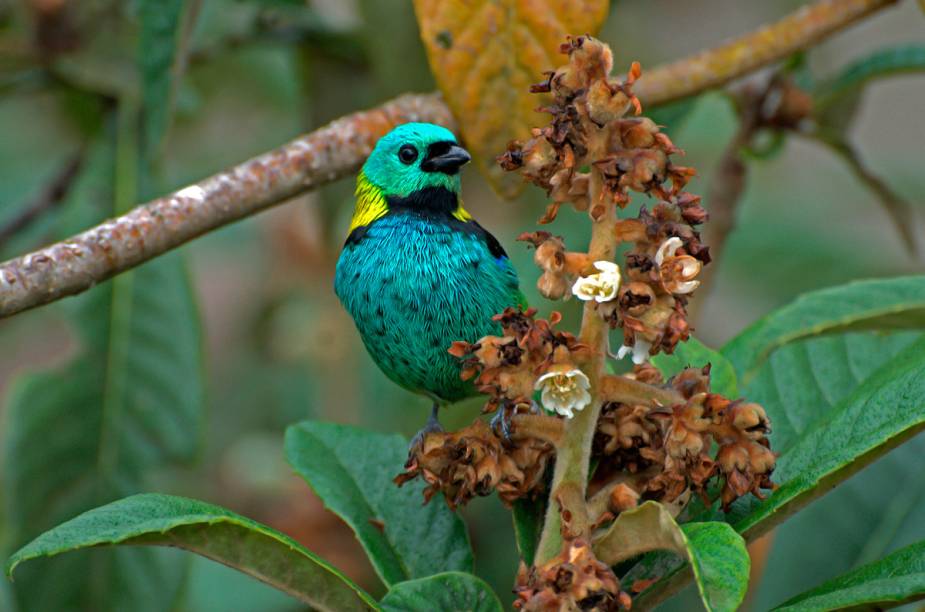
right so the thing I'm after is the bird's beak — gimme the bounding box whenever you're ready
[421,142,472,175]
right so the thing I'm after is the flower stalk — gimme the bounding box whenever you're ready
[535,157,617,563]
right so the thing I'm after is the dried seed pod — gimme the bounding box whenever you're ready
[514,539,630,611]
[395,420,554,508]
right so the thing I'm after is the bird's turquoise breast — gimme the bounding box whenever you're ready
[335,211,520,402]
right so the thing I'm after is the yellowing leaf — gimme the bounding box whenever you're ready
[413,0,609,197]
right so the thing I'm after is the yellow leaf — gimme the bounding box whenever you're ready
[413,0,609,198]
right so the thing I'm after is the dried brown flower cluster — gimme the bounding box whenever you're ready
[499,35,711,364]
[394,35,777,611]
[395,420,553,508]
[514,539,631,611]
[449,307,591,417]
[594,365,776,513]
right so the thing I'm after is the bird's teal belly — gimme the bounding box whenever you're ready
[334,213,519,403]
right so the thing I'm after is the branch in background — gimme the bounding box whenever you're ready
[633,0,898,106]
[817,135,919,254]
[689,72,809,322]
[0,0,901,319]
[0,93,454,318]
[0,150,85,247]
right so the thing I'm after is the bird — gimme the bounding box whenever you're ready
[334,122,524,444]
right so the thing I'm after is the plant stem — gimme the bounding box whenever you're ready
[599,374,683,408]
[535,161,618,564]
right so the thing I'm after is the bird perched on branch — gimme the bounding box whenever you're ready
[335,123,524,444]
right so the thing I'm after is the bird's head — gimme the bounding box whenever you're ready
[361,123,471,197]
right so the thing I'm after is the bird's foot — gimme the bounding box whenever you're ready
[529,399,543,415]
[490,403,514,442]
[409,403,443,453]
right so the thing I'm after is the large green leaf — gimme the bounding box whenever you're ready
[594,502,749,612]
[771,540,925,611]
[742,331,920,454]
[380,572,503,612]
[733,336,925,538]
[2,252,203,611]
[5,494,377,612]
[2,106,204,610]
[652,336,738,398]
[743,332,925,608]
[722,276,925,382]
[284,421,473,587]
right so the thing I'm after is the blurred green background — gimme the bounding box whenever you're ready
[0,1,922,610]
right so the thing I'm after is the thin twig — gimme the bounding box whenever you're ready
[0,150,85,247]
[815,134,919,255]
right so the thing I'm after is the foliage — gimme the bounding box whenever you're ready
[594,502,749,612]
[2,1,924,611]
[284,421,473,585]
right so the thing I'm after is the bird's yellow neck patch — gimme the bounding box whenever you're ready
[349,173,389,234]
[452,203,472,222]
[348,172,472,234]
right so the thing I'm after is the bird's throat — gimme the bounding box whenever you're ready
[347,174,472,244]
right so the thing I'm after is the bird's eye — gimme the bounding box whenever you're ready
[398,144,419,165]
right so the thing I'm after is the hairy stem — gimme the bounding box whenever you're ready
[511,414,565,447]
[599,374,683,408]
[535,162,618,564]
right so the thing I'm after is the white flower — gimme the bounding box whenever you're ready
[571,261,622,302]
[535,366,592,419]
[616,339,652,365]
[655,237,701,295]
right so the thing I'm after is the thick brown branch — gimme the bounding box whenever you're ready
[0,93,454,318]
[634,0,899,106]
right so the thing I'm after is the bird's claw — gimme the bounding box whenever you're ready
[409,404,443,453]
[490,404,514,442]
[529,400,542,415]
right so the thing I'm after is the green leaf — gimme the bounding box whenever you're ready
[137,0,198,156]
[594,502,749,612]
[814,45,925,112]
[722,276,925,382]
[512,497,544,567]
[652,337,738,398]
[630,332,925,610]
[5,494,377,612]
[743,331,920,454]
[380,572,503,612]
[743,332,925,608]
[284,421,473,586]
[733,336,925,539]
[3,253,203,611]
[771,540,925,611]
